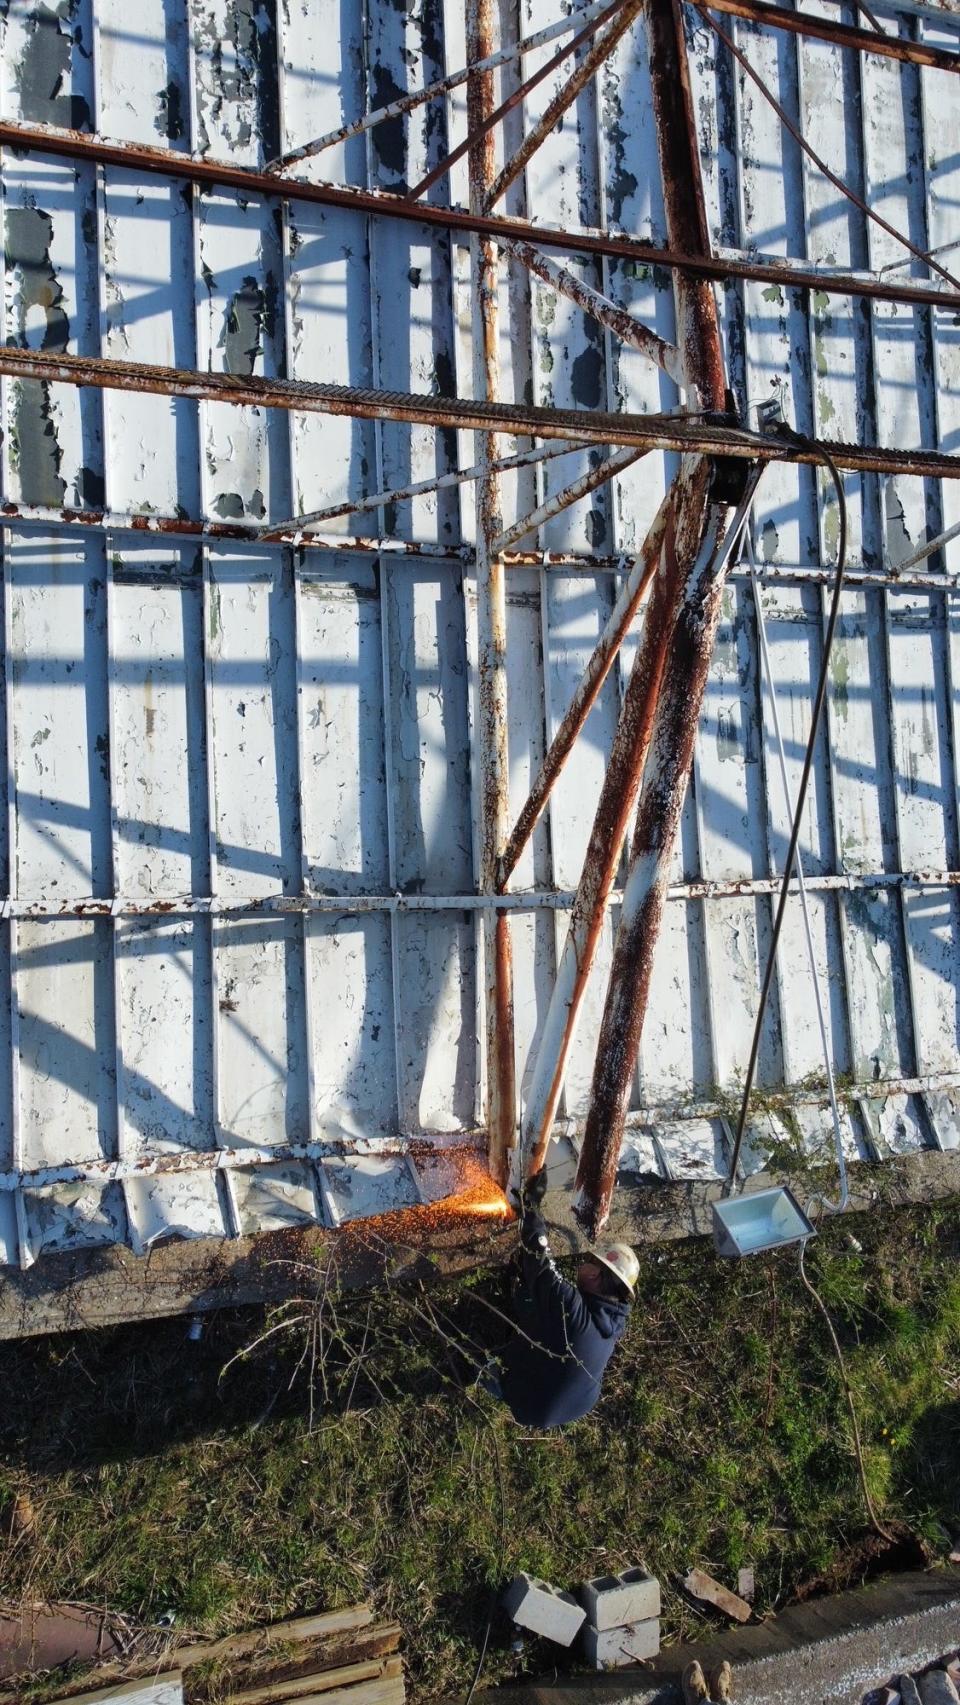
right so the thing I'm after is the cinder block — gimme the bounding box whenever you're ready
[581,1618,660,1670]
[502,1573,586,1647]
[579,1568,661,1631]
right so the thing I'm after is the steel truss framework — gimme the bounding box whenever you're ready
[0,0,959,1269]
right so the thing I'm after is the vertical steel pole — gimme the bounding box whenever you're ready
[573,0,738,1237]
[467,0,516,1185]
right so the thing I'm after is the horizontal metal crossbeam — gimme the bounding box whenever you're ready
[1,118,958,312]
[1,344,958,479]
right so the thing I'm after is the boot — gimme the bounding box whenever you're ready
[682,1662,709,1705]
[709,1661,734,1703]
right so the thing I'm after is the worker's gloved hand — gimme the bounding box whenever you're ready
[520,1205,549,1254]
[523,1166,548,1207]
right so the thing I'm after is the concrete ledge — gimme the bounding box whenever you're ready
[1,1145,959,1339]
[479,1568,960,1705]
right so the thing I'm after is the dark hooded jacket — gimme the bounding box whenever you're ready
[499,1210,630,1429]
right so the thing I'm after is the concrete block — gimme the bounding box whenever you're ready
[579,1569,661,1631]
[919,1670,960,1705]
[581,1618,660,1669]
[502,1574,586,1647]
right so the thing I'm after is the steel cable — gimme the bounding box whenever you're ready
[724,436,848,1189]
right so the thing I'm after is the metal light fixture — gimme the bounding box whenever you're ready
[712,1184,815,1259]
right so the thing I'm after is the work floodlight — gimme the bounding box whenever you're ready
[712,1184,815,1258]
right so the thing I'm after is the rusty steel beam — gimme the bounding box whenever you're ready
[2,343,958,479]
[267,0,614,172]
[259,440,586,539]
[1,501,956,589]
[701,0,960,75]
[499,486,675,889]
[0,865,956,923]
[511,458,715,1192]
[501,239,685,389]
[409,0,620,201]
[2,117,958,312]
[468,0,517,1189]
[491,446,645,555]
[485,0,646,211]
[572,0,738,1237]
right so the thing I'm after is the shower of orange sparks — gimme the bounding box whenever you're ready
[433,1163,515,1221]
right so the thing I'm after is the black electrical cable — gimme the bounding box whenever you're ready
[725,433,848,1189]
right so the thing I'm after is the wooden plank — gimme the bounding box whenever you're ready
[276,1684,403,1705]
[266,1661,404,1705]
[172,1608,373,1670]
[222,1625,402,1698]
[683,1568,753,1624]
[227,1657,389,1705]
[60,1675,182,1705]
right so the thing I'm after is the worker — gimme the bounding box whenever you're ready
[481,1169,638,1429]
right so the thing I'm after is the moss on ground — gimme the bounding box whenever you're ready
[1,1200,959,1701]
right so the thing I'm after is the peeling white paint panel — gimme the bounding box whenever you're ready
[125,1168,225,1247]
[97,0,190,150]
[116,918,213,1156]
[827,589,909,1082]
[861,44,935,568]
[1,0,100,517]
[9,536,110,899]
[887,591,960,1074]
[321,1153,419,1224]
[2,0,960,1274]
[100,169,198,516]
[759,586,849,1083]
[639,793,711,1107]
[504,576,553,1098]
[695,582,773,1087]
[111,577,206,898]
[920,22,960,561]
[17,921,117,1169]
[797,2,870,569]
[862,1091,929,1157]
[24,1180,126,1261]
[281,1,376,532]
[734,18,818,574]
[207,550,307,1142]
[654,1117,728,1182]
[366,0,459,548]
[196,188,282,525]
[230,1161,319,1234]
[2,152,101,513]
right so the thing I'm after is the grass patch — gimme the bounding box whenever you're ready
[1,1201,959,1701]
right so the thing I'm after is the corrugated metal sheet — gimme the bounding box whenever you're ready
[0,0,958,1270]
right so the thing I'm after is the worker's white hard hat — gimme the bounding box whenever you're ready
[593,1242,639,1296]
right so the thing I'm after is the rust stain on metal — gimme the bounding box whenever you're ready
[469,0,516,1187]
